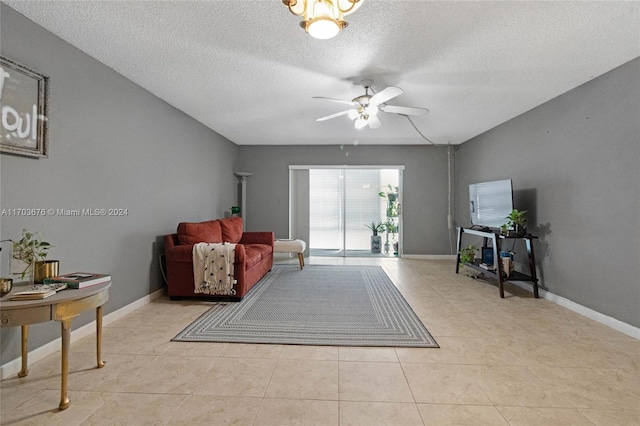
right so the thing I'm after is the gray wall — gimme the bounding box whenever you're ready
[238,145,452,255]
[0,5,238,361]
[455,58,640,328]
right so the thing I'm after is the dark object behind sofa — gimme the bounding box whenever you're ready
[163,216,274,300]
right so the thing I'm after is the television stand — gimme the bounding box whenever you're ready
[455,227,539,298]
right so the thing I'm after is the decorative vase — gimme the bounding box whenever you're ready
[370,235,381,253]
[384,242,390,253]
[34,260,59,283]
[0,278,13,298]
[11,258,34,284]
[393,241,399,255]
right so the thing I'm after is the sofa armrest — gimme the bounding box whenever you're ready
[240,231,274,246]
[163,234,180,250]
[164,243,193,262]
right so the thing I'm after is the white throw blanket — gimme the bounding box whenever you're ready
[193,242,237,296]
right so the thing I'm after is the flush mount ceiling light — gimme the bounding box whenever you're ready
[282,0,364,39]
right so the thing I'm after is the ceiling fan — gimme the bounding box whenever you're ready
[314,80,429,129]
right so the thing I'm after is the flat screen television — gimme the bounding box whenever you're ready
[469,179,513,229]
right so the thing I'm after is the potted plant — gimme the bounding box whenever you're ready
[378,185,399,218]
[2,229,54,283]
[364,221,384,253]
[505,209,527,236]
[459,245,478,265]
[383,219,398,253]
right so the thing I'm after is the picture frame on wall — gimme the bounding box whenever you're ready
[0,56,49,158]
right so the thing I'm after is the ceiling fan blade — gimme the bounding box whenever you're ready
[316,109,353,122]
[370,86,403,105]
[367,114,382,129]
[379,105,430,116]
[312,96,356,106]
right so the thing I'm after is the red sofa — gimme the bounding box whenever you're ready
[163,216,274,300]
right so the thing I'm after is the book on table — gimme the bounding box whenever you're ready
[9,283,69,300]
[44,272,111,289]
[10,289,58,300]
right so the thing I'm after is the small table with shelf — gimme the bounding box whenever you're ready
[455,227,539,298]
[0,281,111,410]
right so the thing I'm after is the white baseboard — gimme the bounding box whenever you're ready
[0,288,166,380]
[510,281,639,341]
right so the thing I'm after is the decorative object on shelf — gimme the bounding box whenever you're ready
[2,229,53,283]
[0,56,49,158]
[0,278,13,298]
[459,245,478,265]
[364,221,384,253]
[231,206,241,215]
[500,256,514,277]
[282,0,364,39]
[499,250,514,277]
[505,209,527,236]
[34,260,59,283]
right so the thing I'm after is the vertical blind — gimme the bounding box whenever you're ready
[290,166,403,255]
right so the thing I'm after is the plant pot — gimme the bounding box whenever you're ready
[11,258,34,284]
[34,260,59,283]
[370,235,382,253]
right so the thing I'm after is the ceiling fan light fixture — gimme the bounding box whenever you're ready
[283,0,363,39]
[314,80,429,131]
[304,17,344,40]
[354,116,368,129]
[364,104,378,116]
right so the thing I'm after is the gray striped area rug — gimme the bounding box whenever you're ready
[172,265,438,347]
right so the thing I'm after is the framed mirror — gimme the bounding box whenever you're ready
[0,56,49,158]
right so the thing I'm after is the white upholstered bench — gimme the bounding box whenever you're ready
[274,239,306,269]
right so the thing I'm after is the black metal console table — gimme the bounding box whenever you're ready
[455,227,539,298]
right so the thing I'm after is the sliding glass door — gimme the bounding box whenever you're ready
[304,167,401,257]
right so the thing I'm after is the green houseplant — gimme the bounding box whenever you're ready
[4,229,53,281]
[383,219,398,253]
[505,209,527,236]
[378,185,399,218]
[364,221,384,236]
[379,185,400,255]
[459,245,478,265]
[364,221,384,253]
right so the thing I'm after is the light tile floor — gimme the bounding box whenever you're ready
[1,257,639,425]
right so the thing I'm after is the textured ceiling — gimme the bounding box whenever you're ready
[4,1,640,146]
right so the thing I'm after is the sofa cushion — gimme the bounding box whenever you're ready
[243,245,263,269]
[177,220,222,245]
[219,217,243,243]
